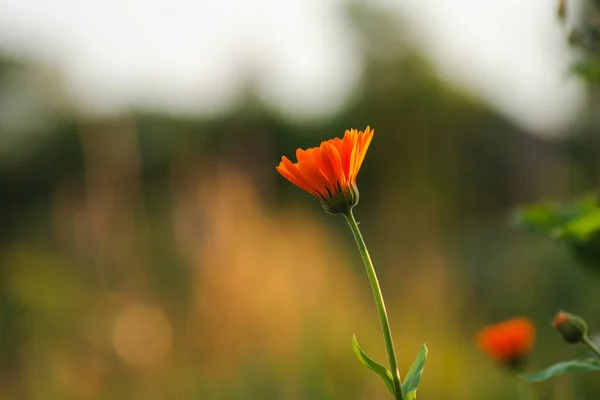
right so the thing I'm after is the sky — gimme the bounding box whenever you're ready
[0,0,586,136]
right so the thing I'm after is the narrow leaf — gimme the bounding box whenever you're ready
[352,335,395,396]
[401,344,428,400]
[520,358,600,382]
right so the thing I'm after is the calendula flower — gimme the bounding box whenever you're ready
[276,126,373,215]
[477,317,536,368]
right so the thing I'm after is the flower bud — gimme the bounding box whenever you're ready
[552,311,588,344]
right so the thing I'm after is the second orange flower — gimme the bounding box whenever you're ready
[477,317,536,368]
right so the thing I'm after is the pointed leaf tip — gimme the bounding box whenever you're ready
[401,344,427,400]
[351,335,396,396]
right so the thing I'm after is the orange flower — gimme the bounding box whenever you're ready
[477,317,536,367]
[276,126,373,215]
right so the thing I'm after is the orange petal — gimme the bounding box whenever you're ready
[341,131,357,181]
[277,156,316,194]
[354,127,373,179]
[297,157,333,196]
[320,142,345,189]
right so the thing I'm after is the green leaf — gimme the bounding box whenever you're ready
[352,335,395,396]
[520,358,600,382]
[512,202,564,235]
[570,58,600,85]
[562,210,600,240]
[401,344,427,400]
[512,196,599,237]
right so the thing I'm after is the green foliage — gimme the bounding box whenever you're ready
[513,202,575,235]
[520,358,600,382]
[352,335,396,396]
[513,196,598,237]
[562,209,600,240]
[570,59,600,85]
[401,345,427,400]
[513,195,600,273]
[351,337,427,399]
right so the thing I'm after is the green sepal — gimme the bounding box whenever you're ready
[520,358,600,382]
[352,335,395,396]
[401,344,428,400]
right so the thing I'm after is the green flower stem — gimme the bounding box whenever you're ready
[344,209,403,400]
[583,335,600,358]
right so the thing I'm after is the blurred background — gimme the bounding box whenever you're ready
[1,0,600,398]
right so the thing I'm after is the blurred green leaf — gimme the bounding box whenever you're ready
[352,335,395,396]
[570,58,600,85]
[513,196,599,236]
[512,202,564,235]
[401,344,427,400]
[520,358,600,382]
[561,210,600,240]
[513,196,600,272]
